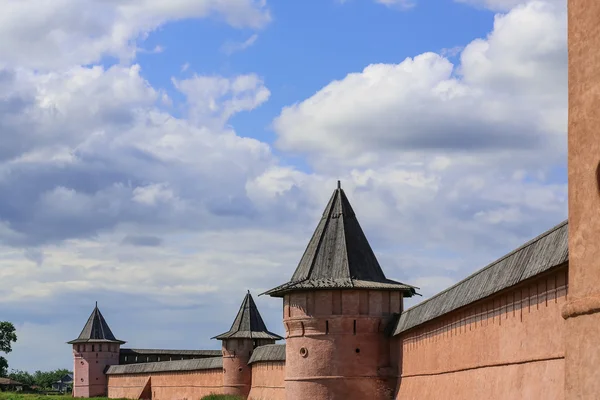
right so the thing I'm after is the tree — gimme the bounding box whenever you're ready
[33,369,72,389]
[0,321,17,377]
[7,370,35,386]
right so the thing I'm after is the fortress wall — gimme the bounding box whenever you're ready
[396,265,568,400]
[107,374,150,399]
[107,368,223,399]
[149,369,223,399]
[248,361,286,400]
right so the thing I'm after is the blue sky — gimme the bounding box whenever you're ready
[0,0,567,373]
[137,0,495,153]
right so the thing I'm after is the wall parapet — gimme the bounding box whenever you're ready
[106,357,223,375]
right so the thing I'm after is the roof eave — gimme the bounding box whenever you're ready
[262,283,418,298]
[67,339,126,345]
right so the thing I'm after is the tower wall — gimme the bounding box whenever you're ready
[565,0,600,398]
[221,339,270,398]
[73,342,121,398]
[283,289,403,400]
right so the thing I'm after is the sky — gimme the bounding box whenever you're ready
[0,0,567,373]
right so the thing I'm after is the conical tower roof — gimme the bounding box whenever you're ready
[262,181,418,297]
[67,303,125,344]
[212,291,282,341]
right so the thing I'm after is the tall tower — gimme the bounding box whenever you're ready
[564,0,600,398]
[213,291,283,398]
[68,303,125,398]
[263,182,417,400]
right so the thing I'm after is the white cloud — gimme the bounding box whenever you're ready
[273,1,566,172]
[455,0,565,12]
[172,73,271,126]
[375,0,416,9]
[0,0,271,69]
[221,34,259,55]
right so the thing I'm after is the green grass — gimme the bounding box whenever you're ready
[0,394,123,400]
[0,392,244,400]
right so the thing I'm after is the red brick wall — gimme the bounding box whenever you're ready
[248,361,285,400]
[395,265,568,399]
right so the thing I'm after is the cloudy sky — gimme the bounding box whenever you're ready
[1,0,567,372]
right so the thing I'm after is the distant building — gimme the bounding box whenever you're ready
[52,373,73,393]
[0,377,26,392]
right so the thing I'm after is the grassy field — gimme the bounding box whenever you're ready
[0,393,242,400]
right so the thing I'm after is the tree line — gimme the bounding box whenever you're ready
[5,368,73,389]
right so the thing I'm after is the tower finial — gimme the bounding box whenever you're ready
[95,301,98,308]
[337,180,341,189]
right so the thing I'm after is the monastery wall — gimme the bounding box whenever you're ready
[248,361,286,400]
[148,369,223,399]
[107,369,223,400]
[395,265,568,400]
[107,374,150,399]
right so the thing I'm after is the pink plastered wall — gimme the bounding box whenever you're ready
[283,289,403,400]
[73,343,120,398]
[395,265,568,400]
[107,374,149,399]
[107,369,223,400]
[222,339,253,398]
[248,361,285,400]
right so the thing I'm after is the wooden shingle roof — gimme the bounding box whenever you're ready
[106,357,223,375]
[393,220,568,335]
[68,303,125,344]
[248,344,286,364]
[120,349,221,357]
[212,291,282,341]
[262,182,418,297]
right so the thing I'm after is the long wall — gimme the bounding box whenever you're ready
[395,265,568,399]
[105,266,568,400]
[106,353,287,400]
[248,361,286,400]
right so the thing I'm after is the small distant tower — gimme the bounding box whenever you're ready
[68,303,125,398]
[212,291,283,398]
[262,181,417,400]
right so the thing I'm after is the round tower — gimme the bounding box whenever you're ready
[213,291,283,398]
[262,182,417,400]
[68,303,125,398]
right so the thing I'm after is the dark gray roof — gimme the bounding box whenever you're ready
[393,220,568,335]
[262,182,418,297]
[120,349,221,356]
[212,291,283,341]
[106,357,223,375]
[68,303,125,344]
[248,344,286,364]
